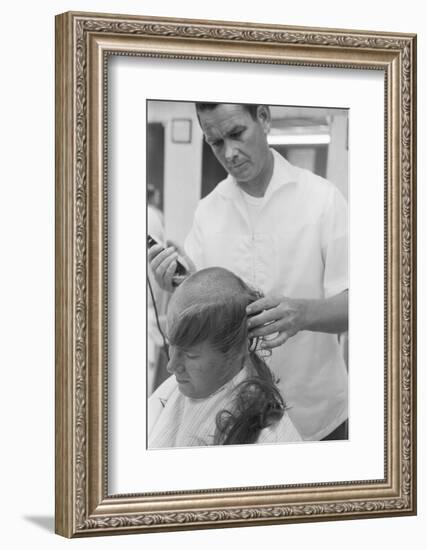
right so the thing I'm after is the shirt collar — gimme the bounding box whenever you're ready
[216,148,297,201]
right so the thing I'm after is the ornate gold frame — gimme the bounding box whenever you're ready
[55,11,417,538]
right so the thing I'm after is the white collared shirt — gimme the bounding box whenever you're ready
[184,149,348,440]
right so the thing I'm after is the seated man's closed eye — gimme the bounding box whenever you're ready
[148,267,301,448]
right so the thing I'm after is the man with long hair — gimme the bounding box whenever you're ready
[148,267,301,448]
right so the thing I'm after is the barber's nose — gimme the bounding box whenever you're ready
[224,141,237,163]
[166,348,185,375]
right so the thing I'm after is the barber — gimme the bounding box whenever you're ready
[148,102,348,441]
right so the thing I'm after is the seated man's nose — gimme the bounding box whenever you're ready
[167,358,185,375]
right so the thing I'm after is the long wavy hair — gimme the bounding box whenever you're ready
[167,268,285,445]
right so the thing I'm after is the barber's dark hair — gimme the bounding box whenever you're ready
[195,102,260,120]
[168,267,285,445]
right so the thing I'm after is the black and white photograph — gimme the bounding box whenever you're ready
[146,100,349,449]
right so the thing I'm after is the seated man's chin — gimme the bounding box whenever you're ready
[176,379,191,394]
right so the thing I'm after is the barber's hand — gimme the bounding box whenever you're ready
[148,240,195,292]
[246,294,309,349]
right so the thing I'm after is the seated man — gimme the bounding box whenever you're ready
[148,267,301,448]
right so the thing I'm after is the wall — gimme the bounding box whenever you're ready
[148,100,203,245]
[0,1,424,549]
[327,113,349,200]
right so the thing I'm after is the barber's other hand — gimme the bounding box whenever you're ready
[147,240,195,292]
[246,294,309,349]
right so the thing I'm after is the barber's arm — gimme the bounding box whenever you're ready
[246,290,348,350]
[249,185,349,349]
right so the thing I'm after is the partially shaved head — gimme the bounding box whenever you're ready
[170,267,251,312]
[167,267,259,356]
[165,268,261,398]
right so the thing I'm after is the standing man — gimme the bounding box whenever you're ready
[148,102,348,441]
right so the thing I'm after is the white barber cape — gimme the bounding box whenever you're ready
[148,365,301,449]
[184,149,348,441]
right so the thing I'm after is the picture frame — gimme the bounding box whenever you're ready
[55,11,417,538]
[171,118,192,143]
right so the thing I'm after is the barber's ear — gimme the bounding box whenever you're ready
[257,105,271,134]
